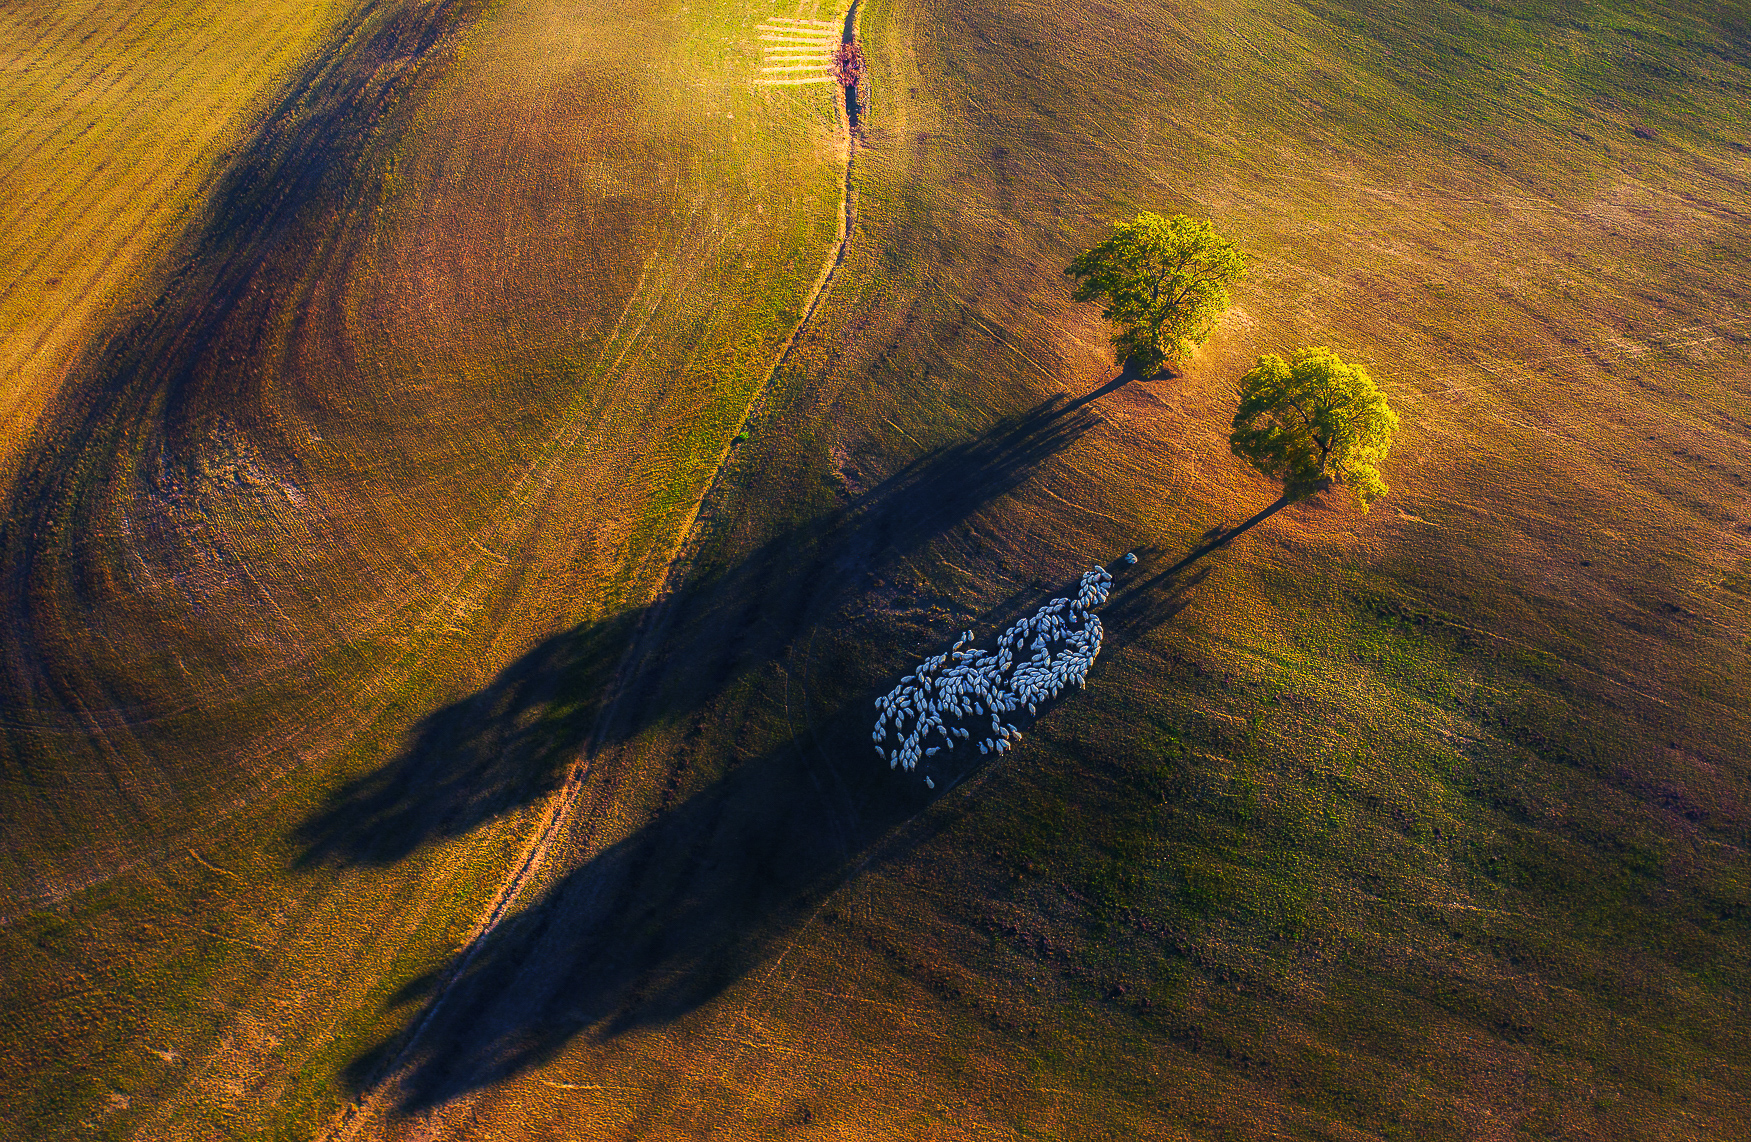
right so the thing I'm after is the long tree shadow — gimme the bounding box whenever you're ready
[299,479,1288,873]
[326,381,1292,1110]
[295,610,644,866]
[1101,494,1292,641]
[353,714,955,1111]
[341,499,1297,1113]
[1056,354,1171,417]
[297,394,1103,866]
[337,498,1301,1115]
[839,392,1104,559]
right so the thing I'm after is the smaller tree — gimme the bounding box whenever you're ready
[1066,212,1245,375]
[1229,347,1398,509]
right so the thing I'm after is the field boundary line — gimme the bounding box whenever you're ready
[321,759,593,1142]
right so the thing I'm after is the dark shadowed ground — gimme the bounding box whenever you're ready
[328,378,1271,1111]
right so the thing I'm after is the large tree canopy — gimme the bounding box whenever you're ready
[1229,347,1399,509]
[1065,212,1245,374]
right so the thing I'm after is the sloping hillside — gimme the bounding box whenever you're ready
[332,0,1751,1136]
[0,0,846,1135]
[2,0,1748,1138]
[0,0,357,480]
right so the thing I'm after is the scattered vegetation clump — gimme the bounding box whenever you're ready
[1066,213,1245,375]
[1229,347,1399,508]
[831,40,866,87]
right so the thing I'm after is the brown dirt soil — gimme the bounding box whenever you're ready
[0,0,845,1135]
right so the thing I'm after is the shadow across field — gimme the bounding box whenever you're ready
[296,613,641,867]
[299,392,1105,868]
[324,390,1113,1100]
[335,386,1299,1113]
[1101,493,1292,640]
[837,390,1106,561]
[351,714,954,1110]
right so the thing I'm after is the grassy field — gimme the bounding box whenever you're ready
[2,0,1749,1137]
[0,0,365,482]
[0,0,847,1135]
[329,0,1751,1137]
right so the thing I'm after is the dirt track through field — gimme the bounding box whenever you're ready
[319,11,864,1136]
[6,0,1749,1133]
[0,0,867,915]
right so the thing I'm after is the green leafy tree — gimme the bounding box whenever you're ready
[1066,212,1245,375]
[1229,347,1398,509]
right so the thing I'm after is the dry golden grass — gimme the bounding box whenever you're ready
[0,0,359,479]
[321,0,1750,1137]
[3,0,1749,1137]
[1,0,848,1135]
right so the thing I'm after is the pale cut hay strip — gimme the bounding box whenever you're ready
[754,74,837,85]
[765,16,838,24]
[761,64,829,72]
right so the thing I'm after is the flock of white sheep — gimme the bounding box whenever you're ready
[872,560,1132,781]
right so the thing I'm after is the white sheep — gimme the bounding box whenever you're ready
[871,563,1117,777]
